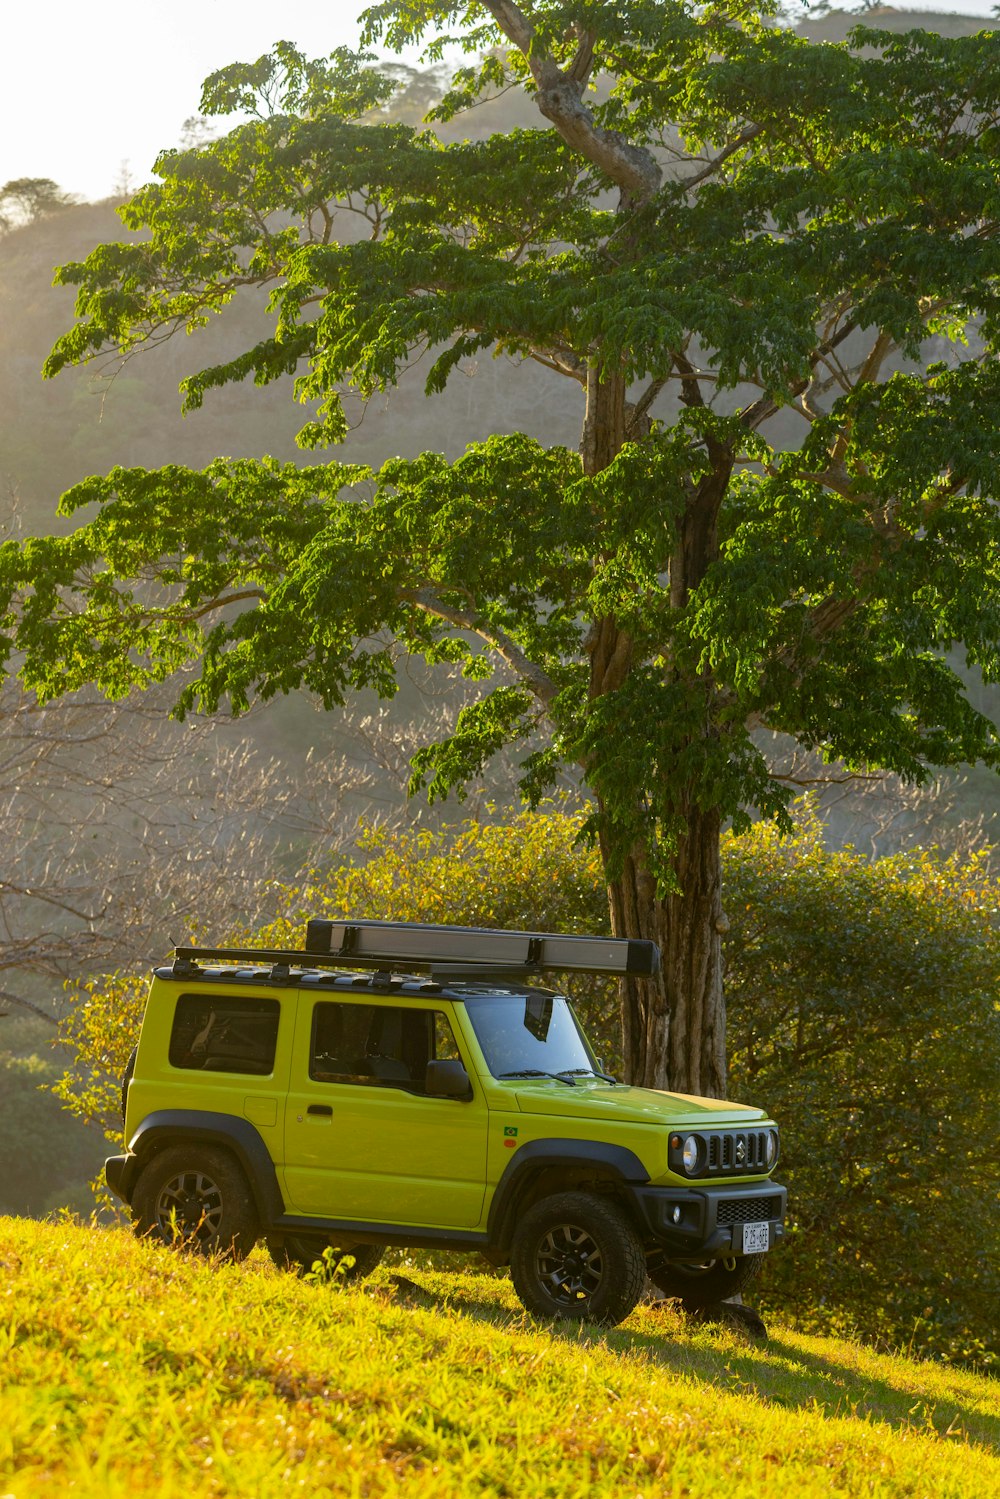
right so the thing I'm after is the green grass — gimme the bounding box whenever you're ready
[1,1217,996,1498]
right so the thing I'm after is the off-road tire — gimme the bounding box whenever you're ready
[648,1251,765,1309]
[510,1191,646,1327]
[266,1235,385,1281]
[132,1145,259,1259]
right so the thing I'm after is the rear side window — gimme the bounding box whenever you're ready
[310,1002,460,1092]
[169,994,280,1075]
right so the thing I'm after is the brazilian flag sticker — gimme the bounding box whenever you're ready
[504,1126,518,1138]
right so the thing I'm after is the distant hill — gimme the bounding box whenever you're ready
[796,7,999,44]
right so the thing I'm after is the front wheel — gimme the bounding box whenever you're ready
[510,1192,646,1327]
[132,1145,259,1259]
[266,1235,385,1282]
[648,1252,765,1308]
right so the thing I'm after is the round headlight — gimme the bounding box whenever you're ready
[681,1134,701,1174]
[765,1130,778,1168]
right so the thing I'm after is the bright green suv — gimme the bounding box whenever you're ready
[109,919,786,1326]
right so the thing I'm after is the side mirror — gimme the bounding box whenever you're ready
[425,1059,473,1101]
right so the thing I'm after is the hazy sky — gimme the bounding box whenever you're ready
[3,2,998,203]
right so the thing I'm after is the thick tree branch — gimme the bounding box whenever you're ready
[739,319,860,431]
[527,344,589,385]
[482,1,661,204]
[397,585,560,707]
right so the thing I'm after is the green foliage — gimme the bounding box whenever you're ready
[51,974,148,1147]
[59,805,999,1368]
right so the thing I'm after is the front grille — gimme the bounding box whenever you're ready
[717,1195,783,1226]
[707,1130,771,1176]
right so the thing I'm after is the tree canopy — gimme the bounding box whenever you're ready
[3,1,1000,1090]
[0,178,76,231]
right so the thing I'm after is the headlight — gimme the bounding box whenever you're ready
[668,1131,708,1177]
[765,1129,779,1169]
[682,1134,703,1175]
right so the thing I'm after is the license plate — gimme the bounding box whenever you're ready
[742,1221,770,1254]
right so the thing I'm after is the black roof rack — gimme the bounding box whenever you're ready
[170,918,659,981]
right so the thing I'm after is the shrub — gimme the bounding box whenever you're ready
[724,811,1000,1370]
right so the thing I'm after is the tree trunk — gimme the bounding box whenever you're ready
[582,361,729,1099]
[602,803,727,1097]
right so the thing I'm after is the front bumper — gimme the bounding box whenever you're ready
[631,1179,787,1259]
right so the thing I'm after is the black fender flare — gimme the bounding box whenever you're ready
[486,1138,649,1255]
[120,1110,285,1226]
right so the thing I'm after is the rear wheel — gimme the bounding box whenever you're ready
[510,1192,646,1327]
[132,1145,259,1259]
[648,1252,765,1308]
[266,1235,385,1282]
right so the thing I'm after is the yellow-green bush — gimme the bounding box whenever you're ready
[723,811,1000,1372]
[54,805,1000,1369]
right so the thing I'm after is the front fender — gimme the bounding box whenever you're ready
[486,1137,650,1254]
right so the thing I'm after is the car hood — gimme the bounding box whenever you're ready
[511,1080,771,1127]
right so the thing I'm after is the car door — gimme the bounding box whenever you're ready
[281,993,488,1229]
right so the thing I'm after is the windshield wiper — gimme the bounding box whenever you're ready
[558,1067,618,1085]
[496,1068,576,1086]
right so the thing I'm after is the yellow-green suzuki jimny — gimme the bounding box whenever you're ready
[108,919,786,1326]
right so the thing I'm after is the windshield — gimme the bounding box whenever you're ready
[462,991,599,1080]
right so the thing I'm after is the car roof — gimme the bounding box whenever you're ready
[151,964,561,1003]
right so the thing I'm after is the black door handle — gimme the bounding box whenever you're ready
[307,1103,333,1117]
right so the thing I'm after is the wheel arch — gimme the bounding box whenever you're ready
[486,1138,649,1259]
[121,1110,285,1226]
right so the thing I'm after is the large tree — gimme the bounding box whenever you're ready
[4,2,1000,1094]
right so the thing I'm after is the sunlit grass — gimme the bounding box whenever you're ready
[1,1216,996,1497]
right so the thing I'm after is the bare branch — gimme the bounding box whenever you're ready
[0,988,58,1026]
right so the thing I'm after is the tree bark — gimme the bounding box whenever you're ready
[602,809,727,1098]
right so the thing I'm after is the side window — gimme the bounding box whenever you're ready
[434,1012,462,1062]
[311,1003,460,1092]
[169,994,280,1075]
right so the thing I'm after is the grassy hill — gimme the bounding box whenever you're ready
[1,1218,996,1498]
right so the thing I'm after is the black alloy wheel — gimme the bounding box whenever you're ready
[510,1191,646,1327]
[132,1145,259,1259]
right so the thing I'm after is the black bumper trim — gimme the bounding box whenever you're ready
[630,1180,787,1258]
